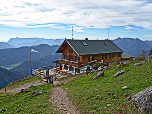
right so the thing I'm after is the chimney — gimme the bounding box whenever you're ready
[85,38,88,40]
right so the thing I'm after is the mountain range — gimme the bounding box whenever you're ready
[7,37,64,48]
[0,44,60,66]
[112,38,152,57]
[0,42,14,49]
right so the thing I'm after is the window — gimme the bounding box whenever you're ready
[82,42,88,46]
[102,55,107,60]
[110,54,114,59]
[69,48,73,53]
[112,54,114,58]
[75,56,77,61]
[117,53,120,57]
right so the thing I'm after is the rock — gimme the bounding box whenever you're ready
[122,86,128,89]
[29,85,33,88]
[21,89,28,93]
[104,66,109,70]
[31,90,43,96]
[98,66,103,71]
[107,104,111,106]
[148,55,152,61]
[95,89,100,91]
[90,69,95,74]
[92,71,104,80]
[113,69,126,78]
[131,86,152,112]
[39,81,43,83]
[134,63,143,67]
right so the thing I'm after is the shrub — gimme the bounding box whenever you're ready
[149,48,152,56]
[112,57,121,65]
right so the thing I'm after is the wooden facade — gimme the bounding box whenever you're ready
[60,41,122,63]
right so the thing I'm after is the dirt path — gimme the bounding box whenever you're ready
[49,74,82,114]
[0,80,59,93]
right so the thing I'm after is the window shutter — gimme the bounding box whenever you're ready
[93,56,94,61]
[72,55,73,61]
[78,57,80,62]
[88,56,90,61]
[102,55,104,60]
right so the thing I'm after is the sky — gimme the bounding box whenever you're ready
[0,0,152,42]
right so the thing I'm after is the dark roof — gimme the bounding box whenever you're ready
[57,39,124,56]
[121,53,135,59]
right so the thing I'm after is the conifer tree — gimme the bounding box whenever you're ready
[149,48,152,56]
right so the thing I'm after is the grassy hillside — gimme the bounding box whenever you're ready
[0,77,56,114]
[62,60,152,113]
[0,67,24,88]
[1,60,152,114]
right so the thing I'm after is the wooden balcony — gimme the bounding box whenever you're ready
[57,59,82,67]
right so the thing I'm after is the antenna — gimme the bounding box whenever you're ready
[72,26,73,39]
[107,29,110,40]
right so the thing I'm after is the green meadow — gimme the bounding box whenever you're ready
[62,60,152,113]
[0,60,152,113]
[0,77,56,114]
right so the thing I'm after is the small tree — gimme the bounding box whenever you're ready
[140,49,148,60]
[149,48,152,56]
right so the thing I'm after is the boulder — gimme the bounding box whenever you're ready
[134,63,143,67]
[131,86,152,112]
[29,85,33,88]
[113,69,126,78]
[92,71,104,80]
[31,90,43,96]
[104,66,109,70]
[148,55,152,61]
[21,89,28,93]
[90,69,95,74]
[97,66,104,71]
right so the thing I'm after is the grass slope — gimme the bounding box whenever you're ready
[0,77,56,114]
[62,60,152,113]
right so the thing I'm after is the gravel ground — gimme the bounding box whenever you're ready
[49,74,82,114]
[49,86,80,114]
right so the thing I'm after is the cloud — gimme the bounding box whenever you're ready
[63,26,85,32]
[143,35,152,37]
[121,31,132,32]
[124,26,136,30]
[0,0,152,32]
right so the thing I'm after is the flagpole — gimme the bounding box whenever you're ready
[30,48,32,76]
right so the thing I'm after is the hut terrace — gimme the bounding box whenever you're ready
[53,38,124,74]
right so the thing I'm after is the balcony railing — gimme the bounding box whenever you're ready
[58,59,82,67]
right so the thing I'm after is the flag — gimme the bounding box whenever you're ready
[31,49,39,53]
